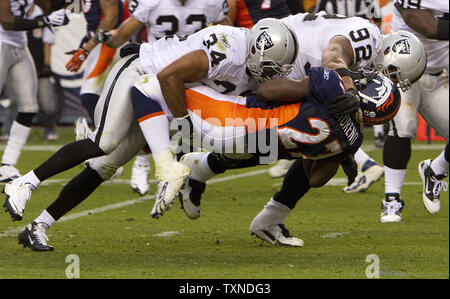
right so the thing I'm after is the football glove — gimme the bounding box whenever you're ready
[65,47,89,72]
[39,9,69,30]
[329,88,360,117]
[340,153,358,186]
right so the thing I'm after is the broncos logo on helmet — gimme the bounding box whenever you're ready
[355,71,401,125]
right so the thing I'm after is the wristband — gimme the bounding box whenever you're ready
[335,68,352,78]
[13,17,44,31]
[437,19,449,41]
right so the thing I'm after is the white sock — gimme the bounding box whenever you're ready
[190,153,217,183]
[384,166,406,195]
[152,149,175,179]
[430,150,449,177]
[138,114,171,156]
[1,121,31,165]
[354,148,371,165]
[134,153,150,167]
[250,199,291,232]
[373,124,385,137]
[21,170,41,190]
[34,209,56,228]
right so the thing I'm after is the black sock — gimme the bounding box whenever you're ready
[273,159,310,210]
[383,136,411,169]
[46,167,104,221]
[34,139,105,181]
[16,112,36,127]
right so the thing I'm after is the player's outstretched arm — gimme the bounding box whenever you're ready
[0,0,67,31]
[97,16,144,49]
[257,77,309,103]
[157,50,210,118]
[395,4,449,40]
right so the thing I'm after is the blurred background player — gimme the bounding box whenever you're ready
[1,3,63,142]
[378,0,448,222]
[65,0,124,126]
[231,0,306,178]
[91,0,233,196]
[0,0,68,182]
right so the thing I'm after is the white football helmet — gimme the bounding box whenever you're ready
[373,30,427,91]
[246,18,299,84]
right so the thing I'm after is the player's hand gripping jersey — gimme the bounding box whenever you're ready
[139,24,257,96]
[282,11,382,79]
[129,0,229,43]
[184,67,364,160]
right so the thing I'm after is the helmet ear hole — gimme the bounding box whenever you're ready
[251,45,256,55]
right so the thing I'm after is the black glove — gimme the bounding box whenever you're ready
[329,88,360,117]
[119,42,141,58]
[340,153,358,186]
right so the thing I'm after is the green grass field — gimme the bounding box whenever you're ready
[0,127,448,279]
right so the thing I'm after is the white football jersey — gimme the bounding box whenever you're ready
[139,25,257,96]
[392,0,449,73]
[129,0,229,43]
[282,12,382,79]
[0,0,34,47]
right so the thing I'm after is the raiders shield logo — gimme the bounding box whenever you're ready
[256,31,275,51]
[392,39,411,54]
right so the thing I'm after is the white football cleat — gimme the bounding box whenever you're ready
[75,117,91,141]
[418,159,448,214]
[3,178,34,221]
[268,159,295,178]
[131,161,150,196]
[0,165,21,183]
[151,161,191,218]
[380,193,404,223]
[178,178,205,220]
[251,223,304,247]
[343,159,384,193]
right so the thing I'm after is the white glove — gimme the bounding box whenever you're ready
[43,9,69,27]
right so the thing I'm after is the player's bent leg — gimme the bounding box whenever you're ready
[250,159,309,247]
[130,82,190,218]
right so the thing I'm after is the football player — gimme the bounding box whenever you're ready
[378,0,448,221]
[2,18,299,250]
[86,0,233,196]
[171,67,400,246]
[0,0,68,182]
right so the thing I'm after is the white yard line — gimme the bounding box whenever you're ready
[0,169,268,238]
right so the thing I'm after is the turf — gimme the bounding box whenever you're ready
[0,127,448,279]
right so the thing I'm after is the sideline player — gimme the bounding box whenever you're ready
[2,19,299,250]
[0,0,68,182]
[378,0,448,222]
